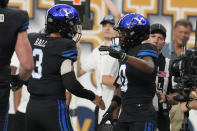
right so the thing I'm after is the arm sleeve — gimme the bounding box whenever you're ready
[137,43,158,59]
[61,71,96,101]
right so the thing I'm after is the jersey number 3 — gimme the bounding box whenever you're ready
[32,48,43,79]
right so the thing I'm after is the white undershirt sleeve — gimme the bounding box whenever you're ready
[60,59,72,75]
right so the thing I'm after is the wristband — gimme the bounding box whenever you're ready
[121,53,128,62]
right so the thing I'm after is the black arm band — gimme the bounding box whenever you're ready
[61,71,95,101]
[112,95,121,106]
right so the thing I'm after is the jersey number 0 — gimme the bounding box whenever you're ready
[32,48,43,79]
[119,64,128,92]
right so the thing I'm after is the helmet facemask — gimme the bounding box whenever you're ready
[114,27,137,50]
[72,24,82,43]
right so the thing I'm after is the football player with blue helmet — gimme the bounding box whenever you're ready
[26,4,105,131]
[99,13,158,131]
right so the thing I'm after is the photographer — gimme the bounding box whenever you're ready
[158,19,193,131]
[162,19,192,59]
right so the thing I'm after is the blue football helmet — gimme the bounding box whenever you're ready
[114,13,150,49]
[46,4,81,41]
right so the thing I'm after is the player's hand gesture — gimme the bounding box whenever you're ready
[93,95,106,110]
[99,45,123,59]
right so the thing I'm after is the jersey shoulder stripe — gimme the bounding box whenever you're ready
[20,21,29,31]
[137,51,158,58]
[138,49,157,54]
[137,43,158,59]
[61,49,77,60]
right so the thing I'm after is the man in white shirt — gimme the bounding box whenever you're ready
[77,15,119,131]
